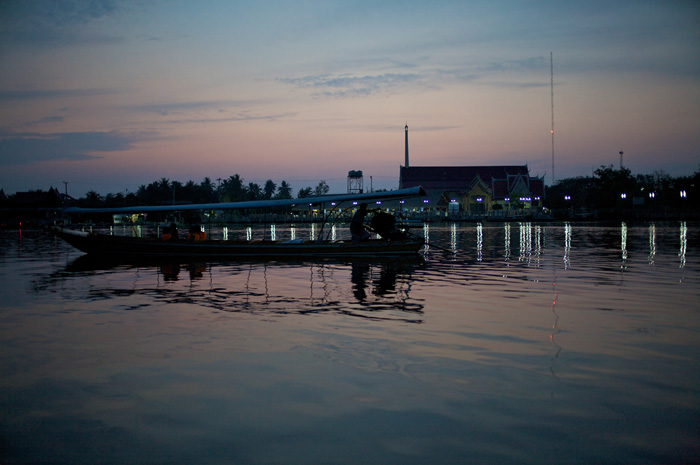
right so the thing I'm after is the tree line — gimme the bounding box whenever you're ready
[76,176,330,208]
[544,165,699,216]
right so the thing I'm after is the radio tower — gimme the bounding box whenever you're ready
[550,51,555,185]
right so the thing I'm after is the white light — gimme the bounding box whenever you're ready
[621,193,627,199]
[680,190,687,198]
[423,199,429,203]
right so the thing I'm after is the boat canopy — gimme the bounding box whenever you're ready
[63,186,427,214]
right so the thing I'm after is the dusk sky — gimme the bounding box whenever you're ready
[1,0,698,197]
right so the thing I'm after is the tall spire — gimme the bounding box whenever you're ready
[404,123,409,168]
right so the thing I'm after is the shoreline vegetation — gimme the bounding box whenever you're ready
[1,165,698,228]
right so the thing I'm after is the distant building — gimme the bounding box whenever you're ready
[398,126,544,216]
[0,187,65,226]
[399,165,544,215]
[9,187,63,209]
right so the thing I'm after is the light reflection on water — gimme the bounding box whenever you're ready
[1,222,699,464]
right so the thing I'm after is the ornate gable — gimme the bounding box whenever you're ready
[508,175,530,199]
[467,174,491,196]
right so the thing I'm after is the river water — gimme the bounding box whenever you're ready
[1,222,698,464]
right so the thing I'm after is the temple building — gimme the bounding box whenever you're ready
[398,125,545,216]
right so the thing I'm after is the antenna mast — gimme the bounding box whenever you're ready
[550,51,555,185]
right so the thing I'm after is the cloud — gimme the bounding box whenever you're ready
[0,0,122,47]
[129,101,241,116]
[127,100,295,124]
[22,116,65,127]
[0,88,117,102]
[163,112,297,125]
[278,57,550,98]
[278,72,423,97]
[482,56,547,73]
[0,131,148,166]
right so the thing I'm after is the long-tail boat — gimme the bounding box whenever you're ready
[53,186,427,258]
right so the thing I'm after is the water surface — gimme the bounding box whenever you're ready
[1,222,698,464]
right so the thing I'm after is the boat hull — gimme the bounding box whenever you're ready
[52,228,424,257]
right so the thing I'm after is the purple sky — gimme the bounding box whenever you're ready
[1,1,699,197]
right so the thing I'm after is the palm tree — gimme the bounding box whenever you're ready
[184,180,197,202]
[81,190,104,208]
[221,174,245,202]
[246,182,262,201]
[297,187,313,198]
[263,180,277,200]
[200,177,216,202]
[276,180,292,199]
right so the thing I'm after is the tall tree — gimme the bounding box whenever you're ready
[80,190,104,208]
[297,187,313,198]
[220,174,245,202]
[246,182,262,200]
[276,180,292,199]
[263,180,277,200]
[313,180,329,196]
[200,177,217,203]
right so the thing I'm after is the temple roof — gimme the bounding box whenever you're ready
[400,165,544,198]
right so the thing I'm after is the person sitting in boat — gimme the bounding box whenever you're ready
[370,211,405,240]
[167,222,179,241]
[188,225,206,242]
[161,225,172,241]
[350,203,371,242]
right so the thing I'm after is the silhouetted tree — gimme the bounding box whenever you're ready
[593,165,637,210]
[220,174,245,202]
[313,180,329,196]
[199,177,217,203]
[104,192,126,208]
[276,180,292,199]
[263,180,277,200]
[246,182,262,200]
[80,190,104,208]
[297,187,313,198]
